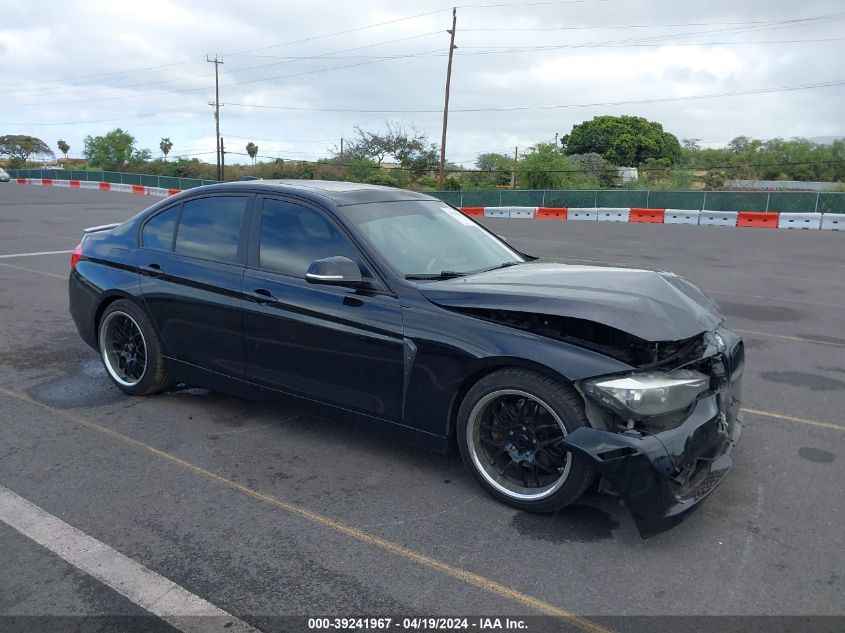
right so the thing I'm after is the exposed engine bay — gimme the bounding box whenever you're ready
[450,307,707,368]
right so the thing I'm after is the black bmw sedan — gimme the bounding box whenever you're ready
[69,180,743,537]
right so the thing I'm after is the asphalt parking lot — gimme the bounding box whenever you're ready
[0,184,843,632]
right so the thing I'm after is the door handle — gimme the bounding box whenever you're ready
[143,263,162,277]
[250,288,277,304]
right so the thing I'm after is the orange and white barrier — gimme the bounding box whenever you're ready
[15,178,181,198]
[457,205,843,231]
[12,180,843,230]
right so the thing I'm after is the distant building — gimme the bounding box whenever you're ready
[726,180,837,192]
[617,167,638,183]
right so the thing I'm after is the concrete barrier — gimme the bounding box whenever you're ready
[567,208,598,221]
[535,207,567,220]
[597,207,630,222]
[483,207,537,218]
[509,207,536,219]
[821,214,843,231]
[737,211,779,228]
[630,208,665,223]
[700,210,738,227]
[778,213,822,230]
[664,209,701,225]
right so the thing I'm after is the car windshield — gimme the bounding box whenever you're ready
[337,200,524,278]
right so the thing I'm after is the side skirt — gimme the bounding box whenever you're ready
[164,357,450,454]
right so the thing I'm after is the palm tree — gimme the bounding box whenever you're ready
[57,140,70,160]
[246,142,258,165]
[160,138,173,161]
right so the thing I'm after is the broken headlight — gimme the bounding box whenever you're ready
[583,369,710,418]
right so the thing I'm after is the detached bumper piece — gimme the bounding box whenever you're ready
[566,335,744,538]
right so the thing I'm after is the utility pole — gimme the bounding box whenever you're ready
[438,8,457,190]
[220,137,225,181]
[554,132,559,146]
[512,146,518,189]
[340,138,344,161]
[207,55,223,180]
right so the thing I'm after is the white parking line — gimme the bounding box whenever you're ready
[0,261,66,279]
[0,250,73,259]
[0,485,259,633]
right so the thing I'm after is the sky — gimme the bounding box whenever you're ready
[2,0,844,166]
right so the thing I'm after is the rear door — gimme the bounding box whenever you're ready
[241,195,405,422]
[138,193,252,377]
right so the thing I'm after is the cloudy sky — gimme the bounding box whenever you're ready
[2,0,844,166]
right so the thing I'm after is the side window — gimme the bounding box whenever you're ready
[174,196,247,264]
[259,199,361,278]
[142,205,180,251]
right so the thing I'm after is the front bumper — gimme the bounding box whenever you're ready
[566,333,744,538]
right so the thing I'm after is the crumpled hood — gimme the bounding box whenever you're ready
[419,263,724,342]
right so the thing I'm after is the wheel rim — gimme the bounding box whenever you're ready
[99,311,147,387]
[466,389,572,501]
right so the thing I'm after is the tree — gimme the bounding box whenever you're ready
[639,157,673,185]
[474,152,513,187]
[83,128,148,170]
[517,143,571,189]
[246,142,258,165]
[561,115,681,166]
[0,135,54,166]
[341,122,436,172]
[57,140,70,160]
[159,138,173,161]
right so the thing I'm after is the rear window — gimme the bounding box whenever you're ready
[174,196,247,264]
[142,205,180,251]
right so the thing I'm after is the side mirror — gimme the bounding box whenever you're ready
[305,256,363,286]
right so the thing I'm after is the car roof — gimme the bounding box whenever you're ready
[186,179,438,206]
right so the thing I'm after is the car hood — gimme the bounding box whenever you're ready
[418,263,724,342]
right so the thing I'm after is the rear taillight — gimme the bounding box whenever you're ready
[70,243,83,271]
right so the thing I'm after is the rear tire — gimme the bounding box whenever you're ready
[98,299,170,395]
[457,368,595,513]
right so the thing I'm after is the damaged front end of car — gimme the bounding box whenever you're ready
[445,307,745,537]
[422,265,744,536]
[568,327,745,537]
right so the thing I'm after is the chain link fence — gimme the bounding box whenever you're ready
[9,169,844,213]
[8,168,218,191]
[427,189,845,213]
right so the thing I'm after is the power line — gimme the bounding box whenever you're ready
[0,6,453,89]
[224,134,336,144]
[214,151,845,175]
[223,7,452,57]
[0,31,443,98]
[0,35,443,104]
[222,78,845,114]
[3,103,210,126]
[5,10,842,105]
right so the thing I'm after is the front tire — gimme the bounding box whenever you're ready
[457,368,595,513]
[98,299,170,395]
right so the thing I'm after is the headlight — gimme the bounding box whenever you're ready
[583,369,710,418]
